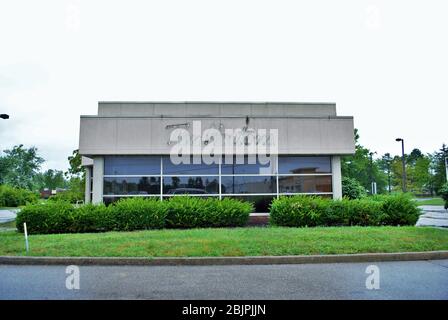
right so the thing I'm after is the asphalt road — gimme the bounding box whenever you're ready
[1,260,447,300]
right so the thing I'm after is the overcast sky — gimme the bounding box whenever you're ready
[0,0,446,172]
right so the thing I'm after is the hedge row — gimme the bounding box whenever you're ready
[269,193,421,227]
[0,185,39,207]
[16,197,253,234]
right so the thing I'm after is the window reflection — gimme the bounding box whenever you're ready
[221,176,276,194]
[163,176,219,194]
[104,156,160,175]
[104,177,161,195]
[162,156,219,175]
[278,156,331,174]
[279,176,332,193]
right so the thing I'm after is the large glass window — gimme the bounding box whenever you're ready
[104,177,161,195]
[104,156,160,175]
[102,155,334,212]
[162,156,219,175]
[278,176,332,193]
[278,156,331,174]
[163,176,219,194]
[221,176,276,194]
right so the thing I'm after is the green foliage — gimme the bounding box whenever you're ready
[16,197,253,234]
[0,185,39,207]
[270,194,420,227]
[109,198,166,231]
[371,193,421,225]
[341,129,388,194]
[48,190,83,204]
[431,144,448,194]
[33,169,67,191]
[165,197,252,228]
[0,145,44,189]
[269,196,329,227]
[439,183,448,209]
[342,177,367,199]
[16,202,75,234]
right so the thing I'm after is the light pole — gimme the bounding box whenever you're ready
[0,114,9,120]
[369,151,377,194]
[396,138,407,193]
[445,157,448,183]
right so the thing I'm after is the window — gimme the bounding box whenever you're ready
[163,176,219,194]
[101,155,334,211]
[221,156,275,174]
[104,177,161,195]
[278,176,332,193]
[221,176,276,194]
[162,156,219,175]
[104,156,160,175]
[278,156,331,174]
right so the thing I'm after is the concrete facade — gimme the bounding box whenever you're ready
[79,102,355,207]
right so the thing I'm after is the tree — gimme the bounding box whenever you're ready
[430,144,448,194]
[0,145,44,190]
[33,169,67,191]
[65,149,85,194]
[341,129,388,194]
[66,149,83,177]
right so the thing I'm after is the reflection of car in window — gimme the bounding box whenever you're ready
[128,191,149,195]
[166,188,208,195]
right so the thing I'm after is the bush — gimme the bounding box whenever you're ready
[372,193,421,225]
[16,196,253,234]
[48,190,84,204]
[70,203,111,233]
[165,197,252,228]
[439,183,448,210]
[342,177,367,199]
[269,196,330,227]
[0,185,39,207]
[16,202,75,234]
[109,197,166,231]
[270,194,419,227]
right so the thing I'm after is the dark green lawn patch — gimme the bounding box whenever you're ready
[0,226,447,257]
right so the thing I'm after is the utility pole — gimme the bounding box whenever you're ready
[396,138,407,193]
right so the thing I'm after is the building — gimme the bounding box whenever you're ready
[79,102,355,212]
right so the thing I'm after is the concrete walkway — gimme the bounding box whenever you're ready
[0,209,19,224]
[417,206,448,228]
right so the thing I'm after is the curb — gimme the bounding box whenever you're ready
[1,251,448,266]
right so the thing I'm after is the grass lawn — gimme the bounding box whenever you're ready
[0,226,447,257]
[417,198,445,206]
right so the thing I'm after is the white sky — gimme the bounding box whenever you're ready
[0,0,446,172]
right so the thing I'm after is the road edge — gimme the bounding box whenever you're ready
[1,251,448,266]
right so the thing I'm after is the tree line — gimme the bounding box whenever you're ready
[342,129,447,195]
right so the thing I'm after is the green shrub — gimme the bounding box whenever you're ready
[342,177,367,199]
[165,197,252,228]
[439,183,448,210]
[70,203,111,233]
[109,197,166,231]
[372,193,421,226]
[345,199,382,226]
[270,195,330,227]
[16,202,75,234]
[0,185,39,207]
[48,190,83,204]
[269,194,417,227]
[16,196,253,234]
